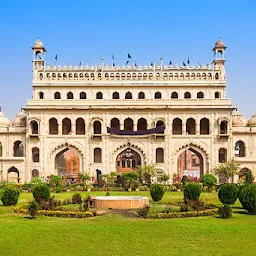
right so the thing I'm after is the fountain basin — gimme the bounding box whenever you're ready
[92,196,149,209]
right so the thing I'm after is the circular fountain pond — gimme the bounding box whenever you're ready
[92,196,149,209]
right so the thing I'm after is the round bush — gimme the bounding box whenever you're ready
[150,184,165,202]
[72,193,82,204]
[218,204,232,219]
[218,184,237,205]
[238,184,256,215]
[184,183,202,202]
[32,183,50,203]
[202,174,217,192]
[1,185,20,206]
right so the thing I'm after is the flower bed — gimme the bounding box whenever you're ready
[14,206,94,218]
[149,208,218,219]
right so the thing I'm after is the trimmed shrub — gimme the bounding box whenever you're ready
[28,200,38,219]
[238,184,256,214]
[218,184,237,205]
[1,185,20,206]
[150,184,165,202]
[72,193,82,204]
[218,204,232,219]
[202,174,217,192]
[137,205,150,218]
[32,183,50,203]
[184,183,202,202]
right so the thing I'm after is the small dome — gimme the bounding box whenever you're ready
[12,112,27,127]
[215,39,225,48]
[34,38,44,48]
[248,112,256,126]
[0,109,10,127]
[232,110,247,127]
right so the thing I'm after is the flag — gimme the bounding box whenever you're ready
[169,60,172,65]
[126,61,129,65]
[183,62,186,66]
[55,54,58,61]
[187,57,190,64]
[134,63,137,67]
[128,53,132,58]
[112,62,115,67]
[112,54,114,60]
[79,61,81,66]
[150,62,154,66]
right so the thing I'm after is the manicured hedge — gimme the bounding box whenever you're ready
[149,209,218,219]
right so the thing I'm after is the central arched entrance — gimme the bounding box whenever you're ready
[55,148,80,178]
[116,148,141,174]
[177,148,204,179]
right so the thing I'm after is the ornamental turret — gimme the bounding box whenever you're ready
[32,38,46,70]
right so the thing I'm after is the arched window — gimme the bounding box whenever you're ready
[235,141,245,157]
[93,121,102,134]
[156,148,164,163]
[124,118,133,131]
[156,120,164,134]
[54,92,61,99]
[76,118,85,135]
[112,92,119,99]
[138,92,145,99]
[39,92,44,99]
[13,141,24,157]
[215,73,219,80]
[220,120,228,134]
[197,92,204,99]
[219,148,227,163]
[80,92,86,99]
[200,118,209,134]
[137,118,147,130]
[67,92,73,99]
[49,118,58,135]
[94,148,102,163]
[62,118,71,135]
[0,142,3,157]
[32,147,39,162]
[155,91,162,99]
[173,118,182,135]
[186,118,196,135]
[96,92,103,99]
[125,92,132,99]
[30,120,39,134]
[215,91,221,98]
[32,169,39,178]
[184,92,191,99]
[171,92,178,99]
[111,118,120,130]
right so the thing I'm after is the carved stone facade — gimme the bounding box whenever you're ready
[0,39,255,183]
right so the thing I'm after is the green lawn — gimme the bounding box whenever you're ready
[0,191,255,256]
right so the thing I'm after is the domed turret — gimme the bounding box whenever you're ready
[232,110,247,127]
[215,39,225,48]
[248,112,256,126]
[0,108,10,128]
[12,111,27,127]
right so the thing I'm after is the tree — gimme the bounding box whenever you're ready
[159,173,170,186]
[102,172,117,190]
[138,164,157,188]
[121,172,138,190]
[213,158,240,183]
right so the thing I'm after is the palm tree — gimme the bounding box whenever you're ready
[138,164,157,188]
[160,173,170,186]
[213,158,240,183]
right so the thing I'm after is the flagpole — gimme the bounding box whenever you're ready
[160,58,163,71]
[101,57,104,71]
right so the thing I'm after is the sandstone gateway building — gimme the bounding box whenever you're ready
[0,39,255,183]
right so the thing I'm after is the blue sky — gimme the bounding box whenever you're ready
[0,0,255,120]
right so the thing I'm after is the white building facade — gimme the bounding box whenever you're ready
[0,39,255,183]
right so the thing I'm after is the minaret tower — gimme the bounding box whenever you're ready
[213,38,227,67]
[32,38,46,71]
[213,39,227,79]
